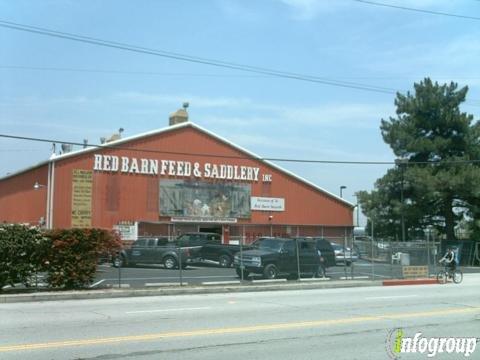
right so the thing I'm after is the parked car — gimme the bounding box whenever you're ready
[176,232,240,268]
[233,237,319,279]
[331,242,359,266]
[295,237,336,268]
[114,237,191,269]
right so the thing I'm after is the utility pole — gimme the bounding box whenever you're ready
[395,158,408,242]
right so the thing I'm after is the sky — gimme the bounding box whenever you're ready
[1,0,479,224]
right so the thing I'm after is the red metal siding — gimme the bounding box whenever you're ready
[1,126,353,229]
[0,166,49,225]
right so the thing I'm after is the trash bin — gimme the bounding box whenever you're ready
[400,253,410,266]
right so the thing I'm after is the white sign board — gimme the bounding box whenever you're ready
[93,154,260,182]
[251,197,285,212]
[171,216,237,224]
[113,222,138,241]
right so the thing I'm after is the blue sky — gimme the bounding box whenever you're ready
[1,0,479,223]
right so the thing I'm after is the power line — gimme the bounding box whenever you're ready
[0,65,270,78]
[353,0,480,21]
[5,65,480,81]
[3,64,480,107]
[0,19,396,94]
[1,133,479,166]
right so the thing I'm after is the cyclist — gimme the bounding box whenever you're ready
[439,247,456,274]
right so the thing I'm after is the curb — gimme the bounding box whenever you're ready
[383,278,438,286]
[0,280,382,303]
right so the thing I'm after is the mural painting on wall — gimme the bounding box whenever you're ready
[160,180,251,219]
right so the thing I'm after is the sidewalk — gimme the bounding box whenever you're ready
[0,279,383,303]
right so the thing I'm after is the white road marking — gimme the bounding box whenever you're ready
[366,295,419,300]
[201,281,241,285]
[144,282,188,287]
[89,279,106,288]
[126,306,211,314]
[104,275,236,281]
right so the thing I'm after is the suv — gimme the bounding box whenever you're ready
[176,232,240,268]
[114,237,191,269]
[295,237,336,268]
[233,237,319,279]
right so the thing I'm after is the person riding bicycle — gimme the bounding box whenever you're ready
[439,247,456,273]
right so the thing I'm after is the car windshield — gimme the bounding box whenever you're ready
[251,238,283,252]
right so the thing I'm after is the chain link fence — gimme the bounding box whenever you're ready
[100,224,480,289]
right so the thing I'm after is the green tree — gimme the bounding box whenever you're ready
[360,78,480,240]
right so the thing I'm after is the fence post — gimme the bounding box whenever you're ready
[178,245,183,286]
[371,220,375,281]
[350,233,355,280]
[240,225,244,282]
[296,238,301,280]
[118,262,122,288]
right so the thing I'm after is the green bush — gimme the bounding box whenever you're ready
[43,228,122,289]
[0,224,46,289]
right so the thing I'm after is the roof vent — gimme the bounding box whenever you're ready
[169,102,189,126]
[106,128,125,143]
[60,143,73,154]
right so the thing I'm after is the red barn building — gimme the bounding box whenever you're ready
[0,111,354,244]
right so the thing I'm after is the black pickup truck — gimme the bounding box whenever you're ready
[233,237,319,279]
[114,237,191,269]
[176,232,240,268]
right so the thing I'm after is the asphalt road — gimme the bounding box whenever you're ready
[1,274,479,359]
[93,260,480,288]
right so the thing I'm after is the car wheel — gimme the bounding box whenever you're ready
[163,256,177,270]
[263,264,279,279]
[219,255,232,268]
[236,268,249,279]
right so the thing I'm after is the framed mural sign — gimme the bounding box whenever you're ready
[160,180,251,220]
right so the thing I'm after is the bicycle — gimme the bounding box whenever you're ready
[436,262,463,284]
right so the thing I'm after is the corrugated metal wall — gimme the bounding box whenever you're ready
[1,126,354,230]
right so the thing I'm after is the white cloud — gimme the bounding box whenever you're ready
[277,102,394,129]
[279,0,348,20]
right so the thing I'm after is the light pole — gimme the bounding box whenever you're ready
[33,181,48,228]
[395,158,408,242]
[340,185,347,198]
[354,192,360,227]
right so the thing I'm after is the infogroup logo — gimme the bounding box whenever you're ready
[386,328,478,358]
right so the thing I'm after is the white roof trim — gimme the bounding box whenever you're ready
[0,121,353,207]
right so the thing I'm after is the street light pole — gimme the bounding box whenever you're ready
[354,192,360,227]
[33,181,48,228]
[395,158,408,242]
[340,185,347,198]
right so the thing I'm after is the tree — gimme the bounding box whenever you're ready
[360,78,480,240]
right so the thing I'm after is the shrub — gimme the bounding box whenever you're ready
[0,224,46,290]
[43,228,122,289]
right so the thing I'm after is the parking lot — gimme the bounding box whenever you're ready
[93,259,442,288]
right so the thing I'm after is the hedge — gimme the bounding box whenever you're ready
[0,225,122,290]
[0,224,46,289]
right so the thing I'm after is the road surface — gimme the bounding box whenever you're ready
[1,274,479,359]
